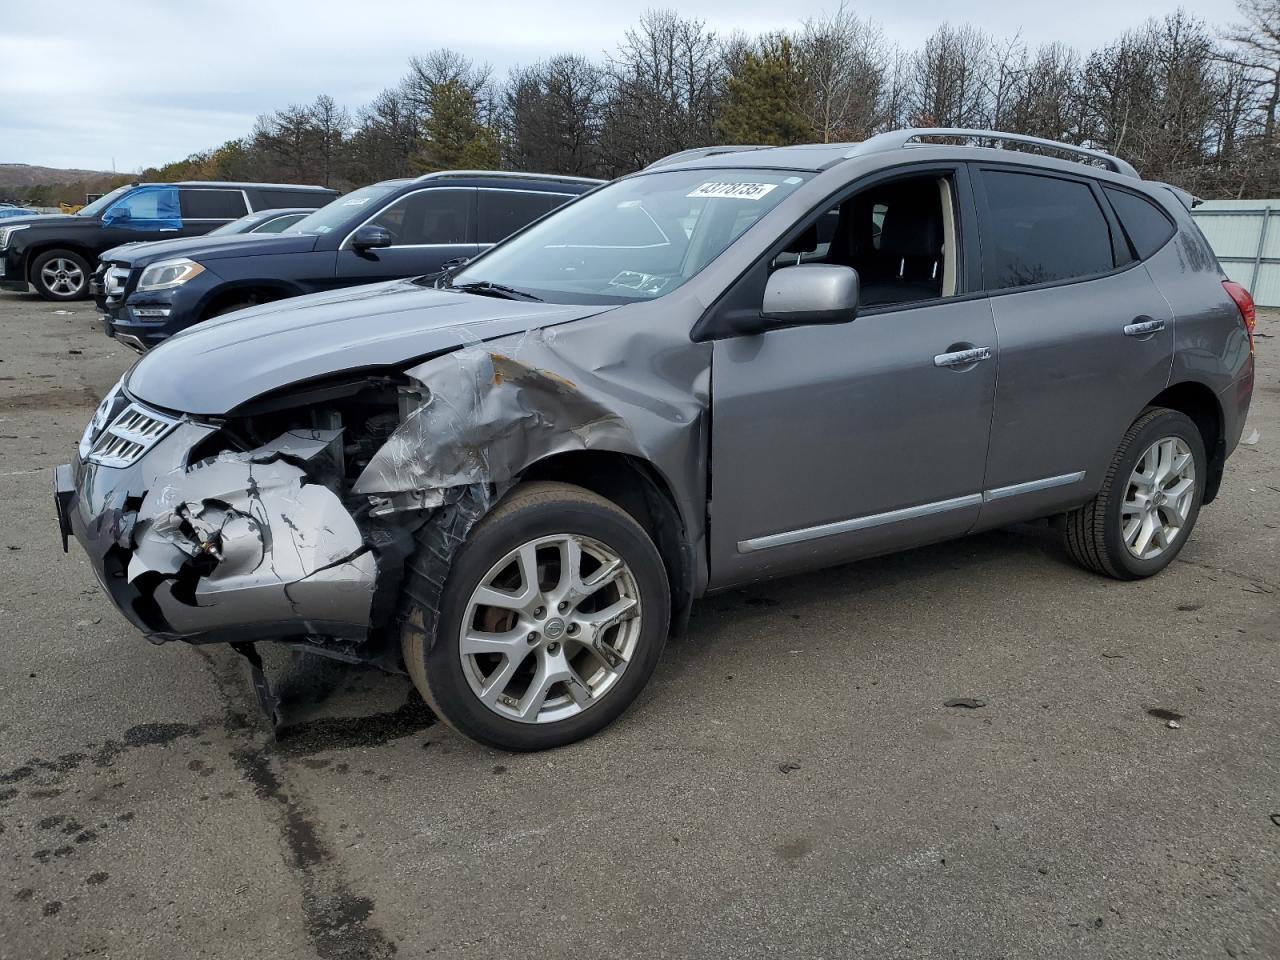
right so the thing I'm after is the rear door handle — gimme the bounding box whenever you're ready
[934,346,992,368]
[1124,317,1165,337]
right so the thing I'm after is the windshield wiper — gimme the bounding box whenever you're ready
[448,280,543,302]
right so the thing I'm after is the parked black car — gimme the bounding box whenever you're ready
[97,171,600,351]
[89,208,316,310]
[0,182,337,301]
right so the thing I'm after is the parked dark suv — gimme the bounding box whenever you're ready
[97,171,601,351]
[0,181,336,301]
[57,129,1254,751]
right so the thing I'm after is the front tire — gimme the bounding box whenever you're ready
[1064,407,1206,580]
[401,481,670,751]
[32,249,92,301]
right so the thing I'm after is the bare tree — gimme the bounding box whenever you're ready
[909,24,994,128]
[795,3,889,141]
[600,10,723,173]
[309,94,351,187]
[502,55,607,175]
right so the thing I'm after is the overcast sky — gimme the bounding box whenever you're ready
[0,0,1244,172]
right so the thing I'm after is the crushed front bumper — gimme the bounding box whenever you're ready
[57,412,381,646]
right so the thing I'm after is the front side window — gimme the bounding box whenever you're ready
[769,174,958,307]
[451,169,812,304]
[179,189,248,220]
[981,170,1114,289]
[477,190,572,244]
[289,183,401,236]
[102,186,181,229]
[368,188,471,245]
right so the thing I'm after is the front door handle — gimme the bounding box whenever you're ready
[1124,317,1165,337]
[934,346,992,368]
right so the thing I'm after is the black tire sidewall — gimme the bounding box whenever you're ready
[32,249,91,301]
[1101,410,1206,578]
[421,495,670,751]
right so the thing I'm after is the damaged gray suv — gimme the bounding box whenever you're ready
[57,129,1256,751]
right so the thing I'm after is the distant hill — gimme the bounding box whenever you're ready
[0,163,119,187]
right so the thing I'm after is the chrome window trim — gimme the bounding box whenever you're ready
[339,187,476,251]
[738,471,1087,553]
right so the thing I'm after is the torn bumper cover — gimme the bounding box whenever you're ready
[59,419,378,645]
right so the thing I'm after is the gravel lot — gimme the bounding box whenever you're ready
[0,291,1276,960]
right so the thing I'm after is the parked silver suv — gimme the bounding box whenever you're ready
[57,129,1257,750]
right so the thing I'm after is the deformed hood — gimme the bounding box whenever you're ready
[125,279,616,416]
[104,231,319,266]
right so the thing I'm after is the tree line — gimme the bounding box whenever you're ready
[130,0,1280,200]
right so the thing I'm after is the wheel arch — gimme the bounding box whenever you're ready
[516,450,695,636]
[198,280,299,321]
[1146,380,1224,503]
[26,241,98,283]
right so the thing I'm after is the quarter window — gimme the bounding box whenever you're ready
[179,189,248,220]
[981,170,1114,290]
[368,189,471,245]
[477,190,571,244]
[1103,186,1176,260]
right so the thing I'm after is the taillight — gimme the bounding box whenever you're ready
[1223,280,1256,352]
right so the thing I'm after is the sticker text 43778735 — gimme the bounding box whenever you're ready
[687,182,779,201]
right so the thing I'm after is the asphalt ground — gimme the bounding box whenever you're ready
[0,290,1276,959]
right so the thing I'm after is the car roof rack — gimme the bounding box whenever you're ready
[851,128,1140,179]
[412,170,603,186]
[644,145,774,170]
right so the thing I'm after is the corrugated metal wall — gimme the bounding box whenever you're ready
[1192,200,1279,307]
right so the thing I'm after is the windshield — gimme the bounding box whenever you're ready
[289,183,401,235]
[450,169,812,304]
[77,185,133,218]
[207,212,268,235]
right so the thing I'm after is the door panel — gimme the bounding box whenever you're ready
[976,265,1174,528]
[709,297,998,588]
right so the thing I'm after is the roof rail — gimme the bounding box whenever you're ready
[412,169,603,186]
[644,145,773,170]
[852,128,1140,179]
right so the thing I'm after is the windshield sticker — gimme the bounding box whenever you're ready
[608,271,670,295]
[687,182,779,201]
[342,197,374,206]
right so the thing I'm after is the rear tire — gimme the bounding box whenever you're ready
[32,249,91,301]
[401,481,670,751]
[1064,407,1205,580]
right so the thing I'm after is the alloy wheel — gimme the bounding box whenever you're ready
[459,533,642,724]
[40,258,85,297]
[1121,436,1197,561]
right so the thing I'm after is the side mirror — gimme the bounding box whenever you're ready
[352,224,393,252]
[760,264,859,328]
[102,206,131,224]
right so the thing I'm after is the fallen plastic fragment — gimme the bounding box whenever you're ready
[1241,428,1260,446]
[777,762,800,774]
[944,697,986,709]
[1167,720,1182,729]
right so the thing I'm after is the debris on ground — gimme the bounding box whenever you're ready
[1167,720,1182,729]
[1241,428,1260,446]
[944,697,986,709]
[777,762,801,774]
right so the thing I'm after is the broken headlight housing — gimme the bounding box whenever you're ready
[137,257,205,292]
[78,379,126,459]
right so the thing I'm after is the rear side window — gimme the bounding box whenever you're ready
[980,170,1114,290]
[255,188,331,209]
[477,190,571,244]
[368,188,471,245]
[180,189,248,220]
[1104,187,1176,260]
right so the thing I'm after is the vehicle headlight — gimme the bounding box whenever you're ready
[79,379,126,459]
[137,257,205,291]
[0,224,28,249]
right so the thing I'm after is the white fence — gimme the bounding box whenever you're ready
[1192,199,1279,307]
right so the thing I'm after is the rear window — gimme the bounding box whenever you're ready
[981,170,1115,290]
[477,190,571,244]
[1104,187,1176,260]
[180,189,248,220]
